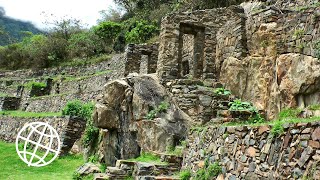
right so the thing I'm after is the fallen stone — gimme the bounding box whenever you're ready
[76,163,101,176]
[312,128,320,141]
[246,147,256,157]
[94,173,110,180]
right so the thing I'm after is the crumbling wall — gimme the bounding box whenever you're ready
[157,6,246,81]
[124,43,159,76]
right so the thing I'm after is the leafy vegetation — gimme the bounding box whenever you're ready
[146,101,170,120]
[62,100,99,147]
[214,87,231,95]
[229,99,256,112]
[271,120,284,137]
[0,141,84,179]
[25,81,47,89]
[180,169,192,180]
[278,108,302,120]
[308,104,320,110]
[0,110,61,117]
[194,161,222,180]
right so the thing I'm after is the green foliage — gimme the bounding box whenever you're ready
[25,81,47,89]
[293,29,305,39]
[180,169,192,180]
[62,100,98,148]
[146,101,170,120]
[100,164,107,173]
[125,20,159,44]
[72,172,82,180]
[67,30,104,58]
[308,104,320,110]
[88,155,98,163]
[229,99,257,112]
[129,152,162,164]
[194,162,222,180]
[94,21,122,43]
[214,88,231,95]
[279,108,302,120]
[271,120,284,137]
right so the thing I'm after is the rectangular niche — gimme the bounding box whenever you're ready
[178,23,205,79]
[140,54,150,74]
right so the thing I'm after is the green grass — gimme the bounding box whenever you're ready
[57,54,112,67]
[128,152,164,164]
[0,92,9,97]
[0,111,62,118]
[308,104,320,110]
[0,141,84,180]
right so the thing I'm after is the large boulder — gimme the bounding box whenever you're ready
[93,74,191,165]
[220,53,320,120]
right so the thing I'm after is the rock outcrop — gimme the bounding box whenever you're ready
[93,74,191,166]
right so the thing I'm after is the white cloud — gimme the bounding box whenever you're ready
[0,0,115,29]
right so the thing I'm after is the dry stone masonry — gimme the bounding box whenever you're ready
[184,122,320,179]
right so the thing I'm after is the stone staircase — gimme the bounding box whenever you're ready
[94,154,183,180]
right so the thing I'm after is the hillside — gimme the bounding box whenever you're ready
[0,8,42,45]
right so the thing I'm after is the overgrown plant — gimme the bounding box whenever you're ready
[179,169,192,180]
[229,99,256,112]
[214,88,231,95]
[146,101,170,120]
[62,100,98,147]
[315,40,320,59]
[195,161,222,180]
[271,120,284,137]
[278,108,302,120]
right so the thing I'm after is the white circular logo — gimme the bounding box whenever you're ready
[15,122,61,167]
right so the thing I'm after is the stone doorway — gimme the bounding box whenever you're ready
[178,23,205,79]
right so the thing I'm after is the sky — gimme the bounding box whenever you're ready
[0,0,116,29]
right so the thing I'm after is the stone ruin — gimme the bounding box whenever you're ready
[157,6,246,81]
[124,43,159,76]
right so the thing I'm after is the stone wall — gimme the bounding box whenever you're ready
[0,116,86,154]
[219,4,320,119]
[0,56,113,80]
[183,121,320,179]
[0,97,20,111]
[24,91,101,113]
[124,43,159,76]
[157,6,245,81]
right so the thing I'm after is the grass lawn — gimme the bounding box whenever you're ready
[0,141,85,180]
[0,111,62,118]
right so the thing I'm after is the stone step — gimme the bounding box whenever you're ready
[136,176,180,180]
[94,173,110,180]
[107,167,128,176]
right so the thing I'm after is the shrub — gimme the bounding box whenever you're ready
[67,30,104,58]
[25,81,47,89]
[94,21,122,43]
[62,100,98,147]
[180,169,192,180]
[125,20,159,44]
[214,88,231,95]
[279,108,302,120]
[146,101,170,120]
[206,162,222,178]
[228,99,256,112]
[271,120,284,137]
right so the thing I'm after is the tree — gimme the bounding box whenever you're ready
[43,14,83,40]
[97,6,124,23]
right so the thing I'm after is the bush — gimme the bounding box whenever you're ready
[67,30,104,58]
[125,20,159,44]
[194,161,222,180]
[62,100,99,147]
[229,99,256,112]
[146,101,170,120]
[180,169,192,180]
[214,88,231,95]
[271,120,284,137]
